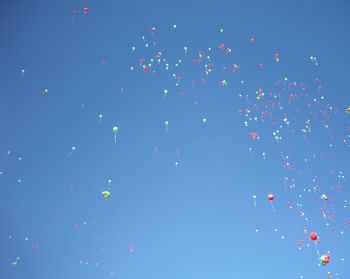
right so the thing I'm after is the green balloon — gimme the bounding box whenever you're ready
[113,127,119,133]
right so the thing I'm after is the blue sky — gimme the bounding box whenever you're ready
[1,0,350,278]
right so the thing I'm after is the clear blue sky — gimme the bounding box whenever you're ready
[1,0,350,278]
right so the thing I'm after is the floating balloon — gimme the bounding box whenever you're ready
[113,127,119,143]
[250,36,255,45]
[102,191,110,199]
[267,194,276,212]
[310,232,318,241]
[221,80,228,87]
[40,89,48,96]
[202,118,207,124]
[345,107,350,113]
[83,7,89,13]
[319,254,330,265]
[164,121,169,132]
[321,194,328,201]
[184,46,188,55]
[68,146,76,157]
[274,52,280,62]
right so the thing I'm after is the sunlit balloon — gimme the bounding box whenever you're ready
[68,146,76,157]
[319,254,330,265]
[310,232,318,241]
[113,126,119,143]
[102,191,110,199]
[164,121,169,132]
[274,52,280,62]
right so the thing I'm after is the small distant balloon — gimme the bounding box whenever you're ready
[319,254,330,265]
[268,194,276,212]
[345,107,350,114]
[83,7,89,13]
[274,52,280,62]
[164,121,169,132]
[113,127,119,142]
[102,191,110,199]
[250,36,255,45]
[202,118,207,124]
[221,80,228,87]
[69,146,76,156]
[310,232,318,241]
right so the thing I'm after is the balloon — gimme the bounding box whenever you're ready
[250,37,255,45]
[309,232,318,241]
[345,107,350,113]
[253,195,257,207]
[68,146,76,157]
[102,191,110,199]
[321,194,328,200]
[274,52,280,62]
[83,7,89,13]
[268,194,274,201]
[319,254,330,265]
[113,127,119,143]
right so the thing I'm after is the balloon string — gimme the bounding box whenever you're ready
[314,241,320,257]
[271,202,276,213]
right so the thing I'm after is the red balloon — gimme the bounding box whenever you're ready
[310,232,318,241]
[324,255,330,264]
[267,194,274,201]
[83,7,89,13]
